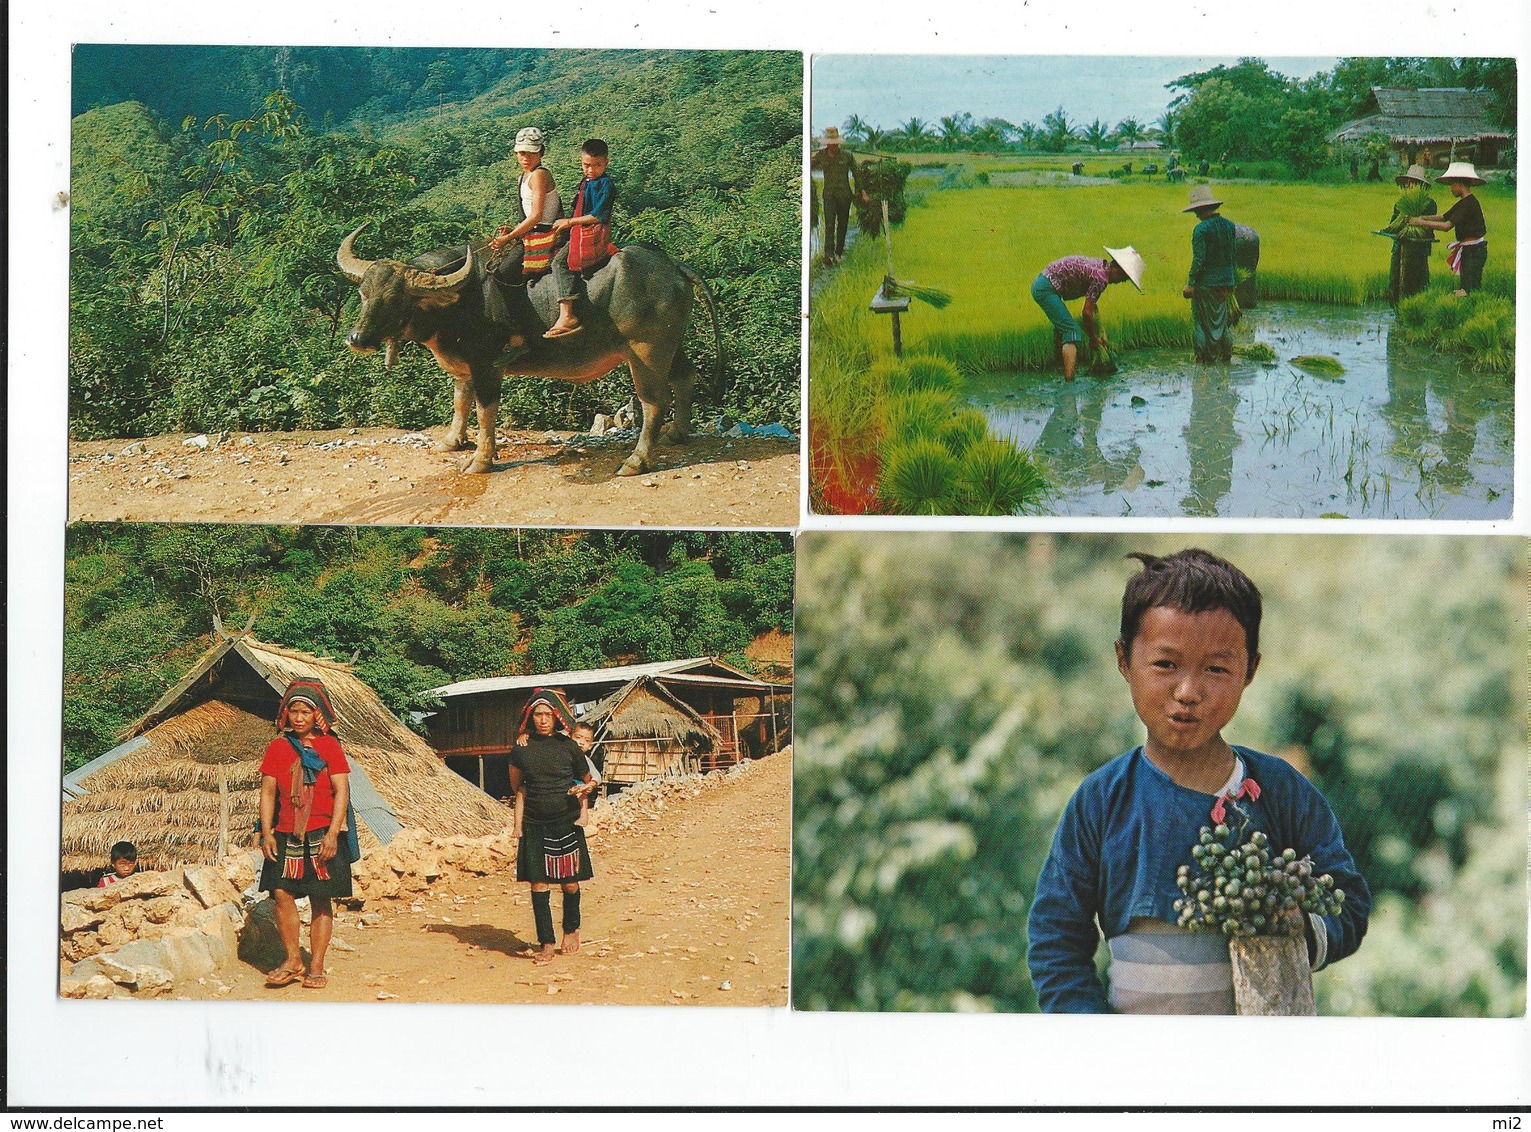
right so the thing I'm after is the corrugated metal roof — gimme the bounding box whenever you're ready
[63,736,149,800]
[347,764,402,846]
[428,658,743,698]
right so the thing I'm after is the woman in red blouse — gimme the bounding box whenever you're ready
[258,680,353,989]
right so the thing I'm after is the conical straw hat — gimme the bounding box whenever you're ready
[1104,246,1145,292]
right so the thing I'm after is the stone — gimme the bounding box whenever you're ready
[60,977,89,1000]
[61,902,106,934]
[142,896,180,925]
[117,901,148,934]
[157,931,219,983]
[96,919,135,949]
[131,965,174,998]
[82,975,119,999]
[194,904,242,960]
[63,886,120,913]
[184,865,242,910]
[238,898,286,971]
[113,871,182,901]
[221,851,259,894]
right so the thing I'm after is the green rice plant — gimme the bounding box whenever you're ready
[890,355,964,395]
[1458,306,1515,374]
[935,408,990,458]
[1290,355,1346,378]
[878,437,961,514]
[1236,342,1277,362]
[955,438,1048,515]
[881,389,963,446]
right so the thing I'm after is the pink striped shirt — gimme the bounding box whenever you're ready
[1042,256,1112,302]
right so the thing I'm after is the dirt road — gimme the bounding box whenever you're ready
[67,425,800,528]
[176,749,791,1006]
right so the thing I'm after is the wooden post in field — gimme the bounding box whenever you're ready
[1230,935,1317,1015]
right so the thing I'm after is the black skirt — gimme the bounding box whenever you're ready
[259,831,354,899]
[517,817,594,884]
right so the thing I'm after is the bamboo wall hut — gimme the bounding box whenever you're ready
[425,658,790,796]
[62,633,507,875]
[1331,87,1512,170]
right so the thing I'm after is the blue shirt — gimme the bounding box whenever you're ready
[1027,746,1371,1013]
[576,173,615,224]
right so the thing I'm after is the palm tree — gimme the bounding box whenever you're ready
[1042,106,1077,152]
[897,117,935,150]
[843,114,873,144]
[1017,121,1042,152]
[1114,116,1144,147]
[1083,118,1111,152]
[938,114,971,152]
[970,117,1015,153]
[1154,109,1179,147]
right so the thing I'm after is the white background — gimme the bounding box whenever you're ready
[9,0,1530,1111]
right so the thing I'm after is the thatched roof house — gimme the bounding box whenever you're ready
[62,634,507,873]
[1331,87,1512,168]
[425,658,789,796]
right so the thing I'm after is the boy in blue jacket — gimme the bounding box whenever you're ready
[1027,548,1370,1013]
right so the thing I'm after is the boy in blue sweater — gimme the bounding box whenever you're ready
[545,138,618,339]
[1027,548,1370,1013]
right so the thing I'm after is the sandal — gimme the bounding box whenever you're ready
[301,973,329,989]
[265,966,303,988]
[543,324,583,339]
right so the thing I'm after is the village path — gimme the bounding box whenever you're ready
[67,425,799,527]
[178,748,792,1007]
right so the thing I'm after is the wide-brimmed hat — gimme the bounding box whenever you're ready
[514,126,546,154]
[1181,185,1223,213]
[1104,245,1145,293]
[1395,164,1430,186]
[1436,161,1486,186]
[817,126,844,149]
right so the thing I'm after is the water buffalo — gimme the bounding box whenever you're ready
[336,225,721,475]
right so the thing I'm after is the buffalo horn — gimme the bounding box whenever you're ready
[403,247,474,294]
[336,224,375,282]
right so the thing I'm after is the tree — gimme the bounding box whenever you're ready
[843,113,873,143]
[1113,116,1144,147]
[896,117,935,150]
[938,113,974,152]
[1082,118,1110,152]
[1041,106,1076,152]
[1274,107,1327,178]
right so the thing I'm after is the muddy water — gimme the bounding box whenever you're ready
[967,302,1513,518]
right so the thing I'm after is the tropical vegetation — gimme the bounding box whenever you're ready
[69,48,802,441]
[62,524,794,772]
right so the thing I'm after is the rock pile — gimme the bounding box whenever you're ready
[587,757,762,834]
[349,827,518,902]
[60,855,255,999]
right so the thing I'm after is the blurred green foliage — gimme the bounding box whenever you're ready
[69,49,801,440]
[792,533,1526,1016]
[62,526,794,772]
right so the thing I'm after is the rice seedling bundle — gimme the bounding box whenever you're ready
[935,408,991,457]
[881,389,963,445]
[955,438,1049,515]
[889,355,964,395]
[879,437,962,514]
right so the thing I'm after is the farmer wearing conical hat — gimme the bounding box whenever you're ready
[1385,165,1437,305]
[1031,247,1145,381]
[258,679,355,990]
[1407,162,1488,296]
[811,125,868,265]
[509,688,597,965]
[1181,186,1237,364]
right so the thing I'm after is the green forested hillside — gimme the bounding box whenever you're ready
[69,48,802,440]
[63,525,795,772]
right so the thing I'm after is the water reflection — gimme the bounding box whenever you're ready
[966,301,1513,518]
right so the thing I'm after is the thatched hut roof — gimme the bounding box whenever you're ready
[62,634,507,872]
[586,679,723,747]
[1331,87,1512,147]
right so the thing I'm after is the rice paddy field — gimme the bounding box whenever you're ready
[809,173,1516,518]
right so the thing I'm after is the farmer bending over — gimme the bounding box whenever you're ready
[1030,247,1144,381]
[1027,549,1371,1013]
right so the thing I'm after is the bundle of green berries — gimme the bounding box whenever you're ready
[1173,826,1345,937]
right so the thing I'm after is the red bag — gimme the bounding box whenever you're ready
[567,181,618,272]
